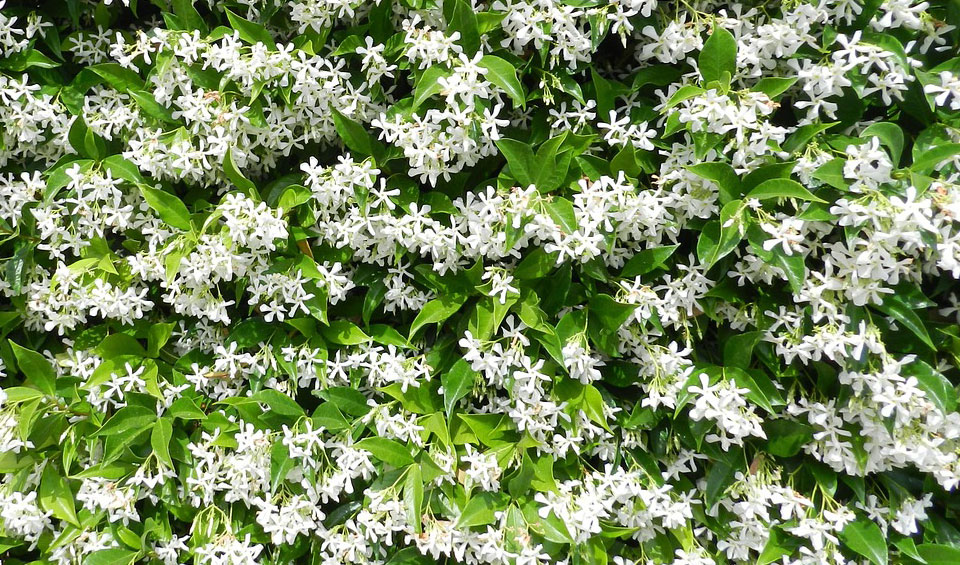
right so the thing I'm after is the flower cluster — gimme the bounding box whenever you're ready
[1,1,960,564]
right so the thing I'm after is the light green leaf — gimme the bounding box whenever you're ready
[751,77,797,98]
[457,492,506,528]
[496,138,536,187]
[699,25,737,84]
[356,437,415,467]
[413,66,450,109]
[225,8,276,49]
[404,465,424,532]
[138,184,192,231]
[82,548,138,565]
[478,55,525,108]
[746,179,827,203]
[442,358,477,415]
[686,162,741,204]
[97,406,157,436]
[40,465,79,527]
[316,387,371,416]
[840,519,888,565]
[9,341,56,396]
[545,198,577,234]
[224,148,258,198]
[409,294,468,338]
[321,320,371,345]
[150,418,174,468]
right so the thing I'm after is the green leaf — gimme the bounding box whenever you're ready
[699,25,737,84]
[665,84,705,108]
[918,543,960,565]
[9,341,56,396]
[763,419,814,457]
[270,441,295,493]
[321,320,371,345]
[442,358,477,415]
[317,387,370,416]
[723,331,763,369]
[725,366,782,413]
[151,418,174,468]
[515,248,558,280]
[746,179,827,203]
[229,319,274,349]
[168,397,207,420]
[40,465,79,527]
[225,8,276,49]
[524,499,574,543]
[457,492,506,528]
[872,294,935,350]
[545,198,577,234]
[369,324,412,349]
[697,200,746,267]
[87,63,145,92]
[705,458,738,508]
[2,386,45,403]
[404,465,424,532]
[478,55,525,108]
[496,138,536,187]
[223,147,258,198]
[356,437,415,467]
[840,519,888,565]
[686,162,741,204]
[332,109,381,160]
[102,155,145,185]
[139,184,192,231]
[771,249,806,294]
[413,66,450,109]
[97,406,157,436]
[741,161,797,192]
[581,385,610,431]
[331,35,364,56]
[129,89,176,123]
[444,0,480,54]
[533,134,576,191]
[0,48,59,71]
[752,77,797,98]
[173,0,207,32]
[409,294,468,338]
[812,158,848,190]
[83,548,138,565]
[905,360,956,414]
[862,122,904,166]
[588,294,634,333]
[911,143,960,174]
[892,538,924,563]
[621,245,679,278]
[253,389,305,418]
[758,528,801,565]
[783,121,839,153]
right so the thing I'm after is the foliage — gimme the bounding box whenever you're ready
[0,1,959,564]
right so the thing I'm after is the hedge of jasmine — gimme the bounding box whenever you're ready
[2,0,960,563]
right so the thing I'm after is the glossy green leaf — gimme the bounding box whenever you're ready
[840,519,888,565]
